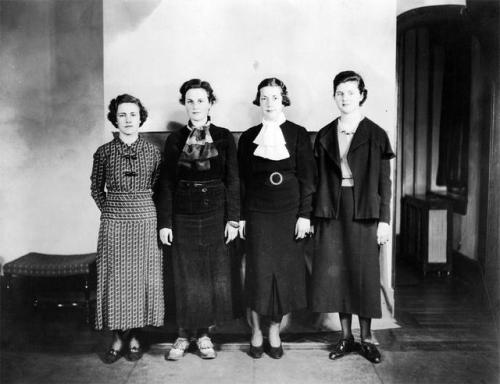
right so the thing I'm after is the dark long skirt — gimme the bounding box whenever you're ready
[310,187,381,319]
[171,180,233,329]
[245,209,307,319]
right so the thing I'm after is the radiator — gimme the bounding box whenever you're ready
[401,195,453,276]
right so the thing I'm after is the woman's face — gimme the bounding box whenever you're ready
[334,81,364,115]
[116,102,141,136]
[185,88,211,124]
[259,85,284,121]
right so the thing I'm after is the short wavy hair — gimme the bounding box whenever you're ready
[179,79,217,105]
[333,71,368,106]
[107,94,148,128]
[252,77,291,107]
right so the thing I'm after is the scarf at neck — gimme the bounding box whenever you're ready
[178,118,218,170]
[253,112,290,161]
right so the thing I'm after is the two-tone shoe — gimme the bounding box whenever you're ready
[197,335,217,359]
[166,337,191,361]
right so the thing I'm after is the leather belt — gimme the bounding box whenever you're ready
[253,172,295,187]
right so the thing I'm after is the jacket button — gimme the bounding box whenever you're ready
[202,188,207,193]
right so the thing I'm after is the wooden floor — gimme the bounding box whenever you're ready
[391,261,498,352]
[1,260,499,383]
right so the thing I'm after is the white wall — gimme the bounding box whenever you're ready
[397,0,465,15]
[104,0,397,136]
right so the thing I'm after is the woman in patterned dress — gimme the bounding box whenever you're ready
[91,94,164,363]
[157,79,239,360]
[238,78,316,359]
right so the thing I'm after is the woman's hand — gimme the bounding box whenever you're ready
[239,220,246,239]
[377,222,391,245]
[295,217,310,240]
[159,228,173,246]
[225,222,239,244]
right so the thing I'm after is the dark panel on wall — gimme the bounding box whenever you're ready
[402,29,416,197]
[414,28,430,195]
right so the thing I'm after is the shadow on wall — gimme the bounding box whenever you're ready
[0,0,104,264]
[104,0,162,42]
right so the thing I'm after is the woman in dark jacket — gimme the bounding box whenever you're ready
[311,71,394,363]
[238,78,316,359]
[157,79,240,360]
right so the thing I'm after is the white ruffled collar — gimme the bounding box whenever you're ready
[253,113,290,161]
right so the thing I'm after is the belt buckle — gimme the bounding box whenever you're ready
[269,172,283,186]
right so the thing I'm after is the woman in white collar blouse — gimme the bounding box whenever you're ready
[311,71,395,364]
[238,78,316,359]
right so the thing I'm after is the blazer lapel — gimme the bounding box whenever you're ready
[280,120,295,152]
[319,120,341,169]
[249,123,263,153]
[348,117,370,154]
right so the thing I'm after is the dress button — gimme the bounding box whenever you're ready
[202,188,207,193]
[203,199,209,206]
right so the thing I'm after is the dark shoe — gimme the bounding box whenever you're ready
[329,336,356,360]
[359,341,381,363]
[103,348,123,364]
[267,343,284,359]
[126,345,144,362]
[248,343,264,359]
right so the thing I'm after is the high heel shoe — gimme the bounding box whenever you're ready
[248,343,264,359]
[267,343,284,359]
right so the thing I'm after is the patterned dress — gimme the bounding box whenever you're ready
[91,136,164,330]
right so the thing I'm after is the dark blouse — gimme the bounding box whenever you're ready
[156,124,240,228]
[91,137,162,211]
[238,120,316,219]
